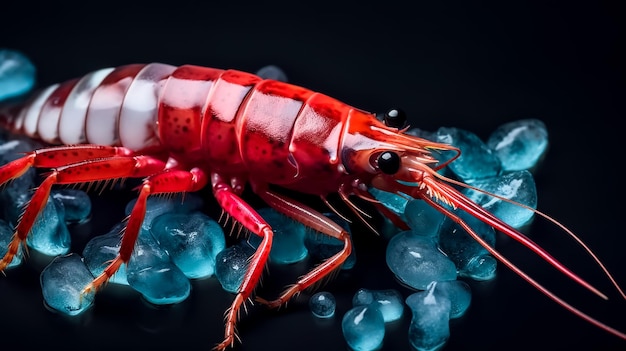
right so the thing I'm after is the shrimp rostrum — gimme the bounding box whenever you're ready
[0,63,624,349]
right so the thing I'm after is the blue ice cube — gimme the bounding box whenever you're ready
[215,242,255,294]
[304,212,356,270]
[25,195,71,256]
[342,304,385,351]
[82,223,129,285]
[0,49,36,101]
[1,177,33,227]
[406,282,452,351]
[432,280,472,319]
[126,229,191,305]
[309,291,336,318]
[247,207,308,264]
[439,210,497,281]
[40,253,96,316]
[465,170,537,228]
[352,288,404,322]
[487,119,548,172]
[0,218,22,268]
[404,199,445,237]
[151,211,226,279]
[436,127,501,181]
[386,230,457,290]
[51,189,92,223]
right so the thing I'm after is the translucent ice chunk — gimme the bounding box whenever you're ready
[352,288,404,322]
[304,212,356,270]
[437,127,501,180]
[85,194,204,287]
[247,207,308,264]
[404,199,445,237]
[433,280,472,319]
[51,189,92,223]
[82,223,129,285]
[0,172,34,225]
[126,229,191,305]
[309,291,336,318]
[406,282,452,351]
[342,305,385,351]
[465,170,537,228]
[386,231,457,290]
[151,211,226,279]
[439,210,497,281]
[25,195,71,256]
[0,49,36,101]
[215,242,255,294]
[40,253,96,316]
[487,119,548,172]
[0,218,22,268]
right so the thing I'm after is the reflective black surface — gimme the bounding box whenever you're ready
[1,3,625,351]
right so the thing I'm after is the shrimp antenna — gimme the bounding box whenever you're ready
[439,172,626,300]
[421,194,626,340]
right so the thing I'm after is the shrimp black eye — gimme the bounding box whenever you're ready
[378,151,401,174]
[383,108,407,129]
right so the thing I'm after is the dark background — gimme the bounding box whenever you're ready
[1,2,625,351]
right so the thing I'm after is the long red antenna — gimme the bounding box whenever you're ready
[441,174,626,300]
[417,177,626,340]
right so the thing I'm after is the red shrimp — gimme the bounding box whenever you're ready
[0,63,624,350]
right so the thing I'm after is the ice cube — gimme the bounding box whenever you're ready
[386,230,457,290]
[151,211,226,279]
[342,305,385,351]
[40,253,96,316]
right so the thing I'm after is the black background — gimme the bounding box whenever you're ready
[1,2,625,351]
